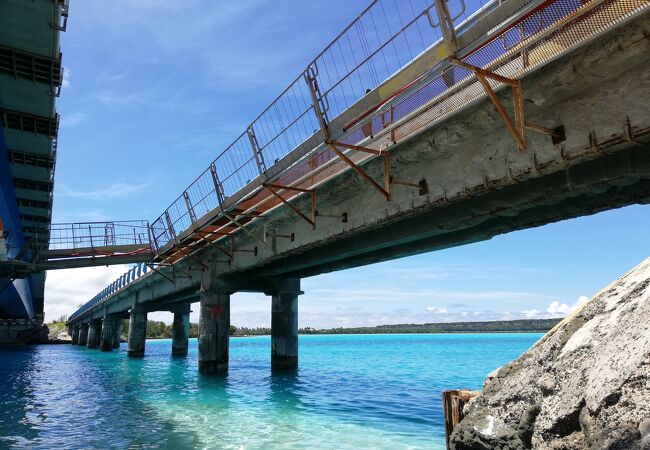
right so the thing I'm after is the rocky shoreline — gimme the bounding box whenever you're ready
[449,258,650,449]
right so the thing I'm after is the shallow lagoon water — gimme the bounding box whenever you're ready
[0,333,541,449]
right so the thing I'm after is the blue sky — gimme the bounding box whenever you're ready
[44,0,650,327]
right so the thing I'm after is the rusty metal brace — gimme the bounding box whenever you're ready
[589,130,602,154]
[449,57,527,150]
[173,247,208,270]
[146,262,174,284]
[325,140,391,201]
[624,116,640,145]
[213,245,233,261]
[389,176,428,196]
[267,230,295,242]
[525,123,566,145]
[229,234,257,257]
[263,183,316,229]
[222,211,266,245]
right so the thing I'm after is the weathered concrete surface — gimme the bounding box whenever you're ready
[112,320,122,349]
[271,291,300,369]
[77,324,88,346]
[100,318,116,352]
[171,306,190,357]
[71,324,79,344]
[198,290,230,374]
[127,311,147,357]
[449,258,650,450]
[87,321,99,348]
[0,322,49,344]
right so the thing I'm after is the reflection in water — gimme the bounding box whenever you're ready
[269,367,301,411]
[0,347,39,446]
[0,334,541,449]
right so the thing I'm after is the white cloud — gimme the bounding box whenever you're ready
[44,265,130,322]
[546,295,589,315]
[62,68,71,89]
[306,286,553,304]
[57,181,151,200]
[426,306,448,314]
[546,301,571,315]
[520,309,541,318]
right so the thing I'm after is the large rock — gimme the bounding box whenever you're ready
[450,258,650,450]
[48,328,72,343]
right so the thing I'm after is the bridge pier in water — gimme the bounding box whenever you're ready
[172,304,190,357]
[198,289,230,374]
[100,317,118,351]
[128,310,147,357]
[196,273,303,374]
[87,320,100,348]
[270,290,301,370]
[113,320,122,349]
[78,323,88,346]
[71,324,79,345]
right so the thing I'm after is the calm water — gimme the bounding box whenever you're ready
[0,333,541,449]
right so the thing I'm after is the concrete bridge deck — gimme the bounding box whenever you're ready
[67,0,650,373]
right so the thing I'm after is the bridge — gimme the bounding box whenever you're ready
[64,0,650,372]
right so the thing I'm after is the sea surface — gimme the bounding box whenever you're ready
[0,333,541,449]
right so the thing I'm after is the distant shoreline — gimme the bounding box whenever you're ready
[140,330,549,340]
[50,318,562,341]
[146,318,562,339]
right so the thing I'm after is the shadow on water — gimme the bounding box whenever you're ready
[268,366,302,411]
[0,346,40,446]
[0,344,205,449]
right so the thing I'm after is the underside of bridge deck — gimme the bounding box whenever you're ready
[66,6,650,375]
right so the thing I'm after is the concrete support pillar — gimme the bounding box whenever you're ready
[87,321,99,348]
[112,320,122,349]
[128,310,147,357]
[198,290,230,374]
[271,291,300,369]
[71,325,79,345]
[78,324,88,346]
[172,306,190,357]
[100,318,116,352]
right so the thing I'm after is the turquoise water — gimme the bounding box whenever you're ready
[0,333,541,449]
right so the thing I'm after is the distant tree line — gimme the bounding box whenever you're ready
[298,318,562,334]
[128,318,562,339]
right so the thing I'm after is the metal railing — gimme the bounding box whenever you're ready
[149,0,482,251]
[67,262,152,321]
[48,220,151,252]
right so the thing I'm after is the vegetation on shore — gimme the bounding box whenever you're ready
[298,318,562,334]
[50,318,562,340]
[144,318,562,338]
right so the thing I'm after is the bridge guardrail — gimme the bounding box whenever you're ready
[49,220,151,252]
[67,262,152,322]
[150,0,482,252]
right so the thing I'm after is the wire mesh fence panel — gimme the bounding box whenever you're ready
[186,168,220,220]
[252,77,320,168]
[150,216,172,251]
[312,0,448,119]
[166,196,193,236]
[214,133,260,199]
